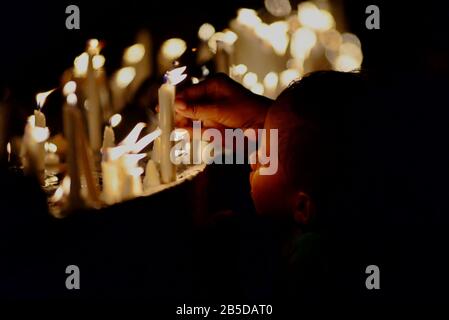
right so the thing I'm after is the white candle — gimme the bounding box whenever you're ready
[63,93,83,208]
[102,126,115,151]
[86,42,103,153]
[143,159,161,190]
[101,156,122,205]
[158,82,176,184]
[123,167,143,200]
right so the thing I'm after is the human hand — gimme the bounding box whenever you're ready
[175,73,273,130]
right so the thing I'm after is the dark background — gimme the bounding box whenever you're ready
[1,0,449,306]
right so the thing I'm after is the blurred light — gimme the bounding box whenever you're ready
[243,72,258,89]
[339,42,363,62]
[334,54,360,72]
[280,69,301,88]
[92,54,105,70]
[268,22,289,56]
[223,29,238,45]
[161,38,187,60]
[124,44,146,64]
[231,64,248,76]
[319,29,342,51]
[110,114,122,128]
[291,27,317,59]
[67,93,78,106]
[236,8,262,29]
[297,2,335,31]
[264,0,292,17]
[264,72,279,89]
[342,33,362,48]
[63,81,77,96]
[116,67,136,88]
[251,83,265,95]
[73,52,89,77]
[31,127,50,143]
[191,77,200,84]
[198,23,216,41]
[45,142,58,153]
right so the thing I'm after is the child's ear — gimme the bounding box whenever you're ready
[292,192,314,225]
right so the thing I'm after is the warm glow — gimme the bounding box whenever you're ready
[319,29,342,51]
[198,23,216,41]
[36,89,56,109]
[6,142,11,155]
[161,38,187,60]
[280,69,301,88]
[74,52,89,77]
[297,2,335,32]
[110,114,122,128]
[87,38,100,55]
[51,176,70,202]
[63,81,77,96]
[31,127,50,143]
[342,33,362,48]
[339,42,363,62]
[231,64,248,77]
[268,22,289,56]
[264,72,279,89]
[116,67,136,88]
[251,83,264,95]
[191,77,200,84]
[45,142,58,153]
[291,27,317,59]
[243,72,258,89]
[124,44,146,64]
[92,54,105,70]
[236,8,262,29]
[67,93,78,106]
[223,29,238,45]
[166,66,187,86]
[28,115,36,127]
[334,54,361,72]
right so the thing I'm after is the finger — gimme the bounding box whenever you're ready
[176,73,231,101]
[175,101,221,122]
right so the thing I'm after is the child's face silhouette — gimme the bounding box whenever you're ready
[250,101,298,217]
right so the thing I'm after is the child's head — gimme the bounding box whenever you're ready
[250,71,366,227]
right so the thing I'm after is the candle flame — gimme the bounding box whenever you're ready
[166,66,187,85]
[110,114,122,128]
[74,52,89,77]
[44,142,58,153]
[63,81,77,96]
[237,8,262,29]
[124,44,146,64]
[36,89,56,109]
[31,127,50,143]
[87,38,101,55]
[51,176,70,203]
[6,142,11,155]
[116,67,136,88]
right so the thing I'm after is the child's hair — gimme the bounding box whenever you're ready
[276,71,369,226]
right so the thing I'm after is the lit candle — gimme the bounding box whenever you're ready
[23,117,49,182]
[86,39,103,153]
[63,92,83,208]
[102,114,121,151]
[158,66,186,183]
